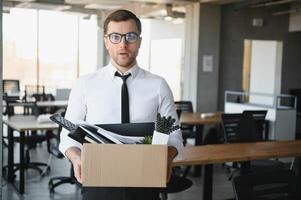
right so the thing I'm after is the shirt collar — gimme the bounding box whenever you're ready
[107,60,140,80]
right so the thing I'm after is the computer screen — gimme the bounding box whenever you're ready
[97,122,155,137]
[3,79,20,95]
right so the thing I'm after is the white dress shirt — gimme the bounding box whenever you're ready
[59,62,183,159]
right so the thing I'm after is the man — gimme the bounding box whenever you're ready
[59,9,183,200]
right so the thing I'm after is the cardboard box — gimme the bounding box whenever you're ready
[82,144,168,187]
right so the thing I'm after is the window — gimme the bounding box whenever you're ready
[3,8,98,94]
[137,19,185,101]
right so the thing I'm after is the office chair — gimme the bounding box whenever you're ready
[242,110,269,141]
[55,88,71,101]
[48,111,79,194]
[221,111,285,177]
[3,101,51,176]
[24,85,45,96]
[174,101,195,146]
[174,101,198,177]
[232,170,301,200]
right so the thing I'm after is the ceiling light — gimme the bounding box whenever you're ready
[16,2,71,11]
[85,4,121,10]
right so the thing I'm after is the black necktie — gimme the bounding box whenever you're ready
[115,72,131,123]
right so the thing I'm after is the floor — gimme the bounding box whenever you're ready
[1,139,235,200]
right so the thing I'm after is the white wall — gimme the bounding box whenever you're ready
[289,12,301,32]
[249,40,283,106]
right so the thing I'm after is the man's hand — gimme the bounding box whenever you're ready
[66,147,82,183]
[167,146,178,182]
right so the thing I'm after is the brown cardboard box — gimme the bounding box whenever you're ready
[82,144,168,187]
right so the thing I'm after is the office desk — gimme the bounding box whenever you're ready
[36,100,68,108]
[180,112,221,176]
[6,100,68,108]
[2,115,58,194]
[173,140,301,200]
[180,112,221,126]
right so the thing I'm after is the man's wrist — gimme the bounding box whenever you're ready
[168,146,178,161]
[66,147,81,163]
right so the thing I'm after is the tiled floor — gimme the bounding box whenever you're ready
[1,140,234,200]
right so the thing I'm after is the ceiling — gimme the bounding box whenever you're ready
[3,0,301,18]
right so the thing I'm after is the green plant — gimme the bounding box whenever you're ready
[142,136,152,144]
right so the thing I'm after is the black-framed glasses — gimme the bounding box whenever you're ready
[105,32,140,44]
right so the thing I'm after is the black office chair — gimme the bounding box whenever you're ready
[48,111,79,194]
[232,170,301,200]
[3,101,51,176]
[174,101,195,146]
[221,111,285,177]
[242,110,269,141]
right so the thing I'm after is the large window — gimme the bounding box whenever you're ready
[3,9,37,87]
[3,8,98,94]
[137,19,185,101]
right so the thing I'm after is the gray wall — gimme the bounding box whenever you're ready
[218,4,301,110]
[197,4,221,112]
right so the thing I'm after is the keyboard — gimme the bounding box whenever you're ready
[49,113,77,131]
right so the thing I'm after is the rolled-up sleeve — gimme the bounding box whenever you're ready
[158,79,184,160]
[59,78,87,157]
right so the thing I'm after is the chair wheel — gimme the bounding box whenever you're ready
[46,166,51,173]
[48,181,53,188]
[41,167,51,177]
[49,189,54,196]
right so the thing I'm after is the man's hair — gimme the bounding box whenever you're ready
[103,9,142,35]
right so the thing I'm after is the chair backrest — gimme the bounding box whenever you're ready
[56,88,71,101]
[232,170,301,200]
[221,112,258,143]
[24,85,45,101]
[174,101,193,117]
[174,101,193,132]
[242,110,268,141]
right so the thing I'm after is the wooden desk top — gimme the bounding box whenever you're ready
[180,112,221,125]
[3,115,58,132]
[173,140,301,166]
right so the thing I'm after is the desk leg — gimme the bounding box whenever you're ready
[194,125,204,177]
[202,164,213,200]
[7,126,14,182]
[297,157,301,180]
[19,131,25,194]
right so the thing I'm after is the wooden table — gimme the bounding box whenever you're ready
[173,140,301,200]
[6,100,68,108]
[36,100,68,108]
[180,112,221,126]
[180,112,221,176]
[2,115,58,194]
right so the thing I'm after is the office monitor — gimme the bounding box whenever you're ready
[3,79,20,101]
[96,122,155,137]
[3,79,20,94]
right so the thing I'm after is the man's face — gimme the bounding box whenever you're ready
[104,19,141,70]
